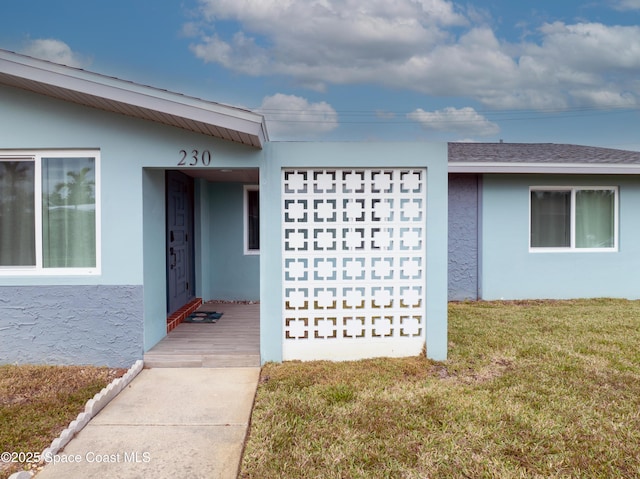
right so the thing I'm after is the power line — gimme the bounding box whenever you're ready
[257,104,638,116]
[260,106,639,124]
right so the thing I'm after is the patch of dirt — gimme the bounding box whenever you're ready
[432,356,514,384]
[467,357,514,383]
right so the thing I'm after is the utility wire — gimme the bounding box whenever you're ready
[260,107,638,123]
[256,103,639,123]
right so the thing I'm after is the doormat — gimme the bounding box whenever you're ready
[183,311,223,323]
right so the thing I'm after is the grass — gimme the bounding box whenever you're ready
[0,365,124,479]
[240,299,640,478]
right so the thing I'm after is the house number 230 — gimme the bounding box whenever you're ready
[178,149,212,166]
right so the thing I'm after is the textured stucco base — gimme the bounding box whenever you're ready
[0,285,144,367]
[448,174,480,300]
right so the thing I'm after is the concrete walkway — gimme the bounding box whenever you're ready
[35,368,260,479]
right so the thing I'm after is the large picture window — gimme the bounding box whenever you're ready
[530,187,617,252]
[0,151,100,274]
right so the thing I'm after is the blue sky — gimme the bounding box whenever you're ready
[2,0,640,148]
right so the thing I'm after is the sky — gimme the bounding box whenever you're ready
[2,0,640,149]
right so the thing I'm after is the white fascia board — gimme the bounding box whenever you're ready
[448,162,640,174]
[0,51,268,145]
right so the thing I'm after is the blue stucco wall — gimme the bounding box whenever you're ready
[0,286,143,367]
[448,174,480,300]
[206,182,260,300]
[259,142,449,362]
[481,174,640,300]
[0,84,263,359]
[142,169,167,351]
[0,84,262,288]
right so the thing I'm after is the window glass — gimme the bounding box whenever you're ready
[247,188,260,251]
[0,152,99,274]
[530,190,570,248]
[530,187,617,251]
[575,190,614,248]
[42,157,96,267]
[0,161,36,265]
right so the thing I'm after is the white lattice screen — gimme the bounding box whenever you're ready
[282,168,427,360]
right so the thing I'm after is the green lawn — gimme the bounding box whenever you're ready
[241,299,640,478]
[0,365,123,479]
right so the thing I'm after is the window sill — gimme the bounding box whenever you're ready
[529,248,618,253]
[0,267,101,276]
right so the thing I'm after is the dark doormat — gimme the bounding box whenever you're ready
[183,311,223,323]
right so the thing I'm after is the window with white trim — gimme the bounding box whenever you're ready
[0,150,100,274]
[244,185,259,254]
[530,186,617,252]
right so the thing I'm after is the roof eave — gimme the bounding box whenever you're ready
[0,50,268,148]
[448,162,640,174]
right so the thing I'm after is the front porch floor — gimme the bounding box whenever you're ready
[144,301,260,368]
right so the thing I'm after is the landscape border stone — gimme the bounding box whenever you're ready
[8,360,144,479]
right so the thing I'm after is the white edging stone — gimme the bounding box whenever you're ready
[8,360,144,479]
[7,472,33,479]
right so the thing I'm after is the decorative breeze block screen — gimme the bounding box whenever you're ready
[282,168,427,360]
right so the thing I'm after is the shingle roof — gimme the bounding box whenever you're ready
[449,142,640,164]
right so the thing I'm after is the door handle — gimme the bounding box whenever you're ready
[169,247,176,269]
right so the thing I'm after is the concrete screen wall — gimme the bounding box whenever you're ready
[259,142,449,363]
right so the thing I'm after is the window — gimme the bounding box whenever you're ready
[530,187,617,252]
[244,185,259,254]
[0,151,100,274]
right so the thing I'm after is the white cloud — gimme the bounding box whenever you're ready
[569,89,637,107]
[189,0,465,88]
[181,22,202,37]
[376,110,396,119]
[21,39,89,68]
[187,0,640,111]
[534,22,640,72]
[612,0,640,11]
[407,107,500,136]
[257,93,339,139]
[190,32,269,76]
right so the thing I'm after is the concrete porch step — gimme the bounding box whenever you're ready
[144,353,261,368]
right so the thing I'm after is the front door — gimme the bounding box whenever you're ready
[166,171,195,315]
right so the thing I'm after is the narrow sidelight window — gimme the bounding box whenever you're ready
[244,185,259,253]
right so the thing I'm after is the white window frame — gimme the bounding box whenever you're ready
[529,186,618,253]
[243,184,259,255]
[0,149,101,275]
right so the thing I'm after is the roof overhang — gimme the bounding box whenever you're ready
[449,162,640,175]
[0,49,268,148]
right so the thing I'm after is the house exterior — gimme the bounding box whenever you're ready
[448,143,640,301]
[1,50,638,368]
[0,50,448,367]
